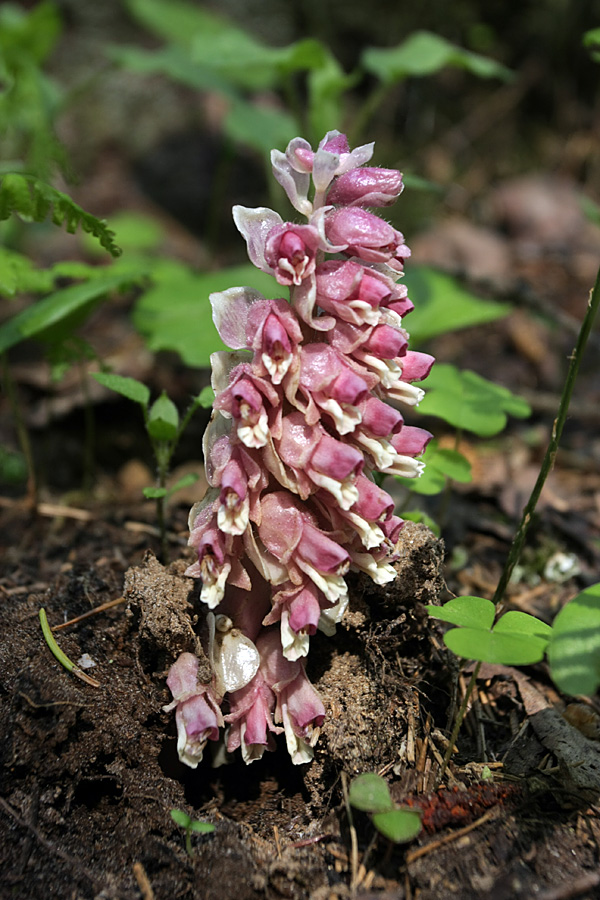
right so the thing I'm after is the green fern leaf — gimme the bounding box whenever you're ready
[0,174,122,257]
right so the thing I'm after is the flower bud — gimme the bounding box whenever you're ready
[325,207,411,271]
[327,167,403,207]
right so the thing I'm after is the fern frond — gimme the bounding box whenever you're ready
[0,174,122,258]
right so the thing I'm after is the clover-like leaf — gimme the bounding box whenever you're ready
[428,596,551,665]
[548,583,600,696]
[416,364,531,437]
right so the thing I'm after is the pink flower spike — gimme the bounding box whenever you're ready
[327,167,404,208]
[325,207,411,272]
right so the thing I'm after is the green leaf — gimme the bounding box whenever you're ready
[125,0,219,48]
[168,472,200,495]
[225,100,298,156]
[0,174,121,257]
[196,386,215,408]
[170,809,192,828]
[148,391,179,441]
[0,247,55,296]
[548,583,600,696]
[495,611,552,642]
[0,274,132,353]
[86,211,164,255]
[416,364,531,437]
[143,486,168,499]
[372,809,422,843]
[190,820,215,834]
[108,44,235,95]
[403,267,511,344]
[0,444,27,485]
[444,628,548,666]
[362,31,512,84]
[396,441,471,496]
[400,509,440,536]
[133,263,280,367]
[91,372,150,407]
[427,596,495,630]
[428,596,551,665]
[348,773,393,813]
[583,28,600,63]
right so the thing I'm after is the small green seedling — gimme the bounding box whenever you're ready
[91,372,213,560]
[427,596,552,666]
[170,809,215,857]
[348,773,422,844]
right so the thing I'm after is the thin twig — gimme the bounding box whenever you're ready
[51,596,127,631]
[405,807,498,864]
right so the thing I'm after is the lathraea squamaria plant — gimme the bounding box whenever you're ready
[165,131,434,767]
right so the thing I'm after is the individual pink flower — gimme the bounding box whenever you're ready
[295,342,372,434]
[315,259,400,327]
[164,652,223,768]
[257,630,326,764]
[214,364,280,449]
[325,207,411,272]
[275,411,364,509]
[225,669,281,763]
[264,223,321,287]
[263,579,325,660]
[258,492,351,605]
[327,167,404,208]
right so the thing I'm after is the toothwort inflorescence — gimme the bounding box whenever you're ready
[165,132,434,767]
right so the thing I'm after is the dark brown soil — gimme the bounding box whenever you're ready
[2,505,600,900]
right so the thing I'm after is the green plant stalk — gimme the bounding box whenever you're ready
[79,362,95,493]
[184,825,193,858]
[1,353,37,506]
[436,265,600,786]
[149,395,204,562]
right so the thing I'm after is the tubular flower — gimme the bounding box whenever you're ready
[169,131,434,767]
